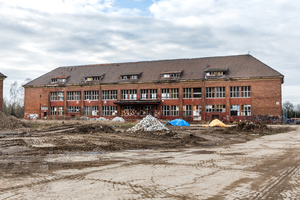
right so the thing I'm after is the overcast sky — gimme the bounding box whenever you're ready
[0,0,299,105]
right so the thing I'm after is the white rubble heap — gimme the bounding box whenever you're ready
[127,115,169,132]
[96,117,109,121]
[112,117,125,122]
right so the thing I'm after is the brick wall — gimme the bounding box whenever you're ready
[24,77,282,122]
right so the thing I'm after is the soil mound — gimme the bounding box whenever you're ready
[181,134,208,144]
[230,121,269,133]
[0,112,25,129]
[72,124,115,134]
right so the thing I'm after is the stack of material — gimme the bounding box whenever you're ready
[0,112,24,129]
[96,117,109,121]
[112,117,125,122]
[127,115,169,132]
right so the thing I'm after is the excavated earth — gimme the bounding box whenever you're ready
[0,119,297,199]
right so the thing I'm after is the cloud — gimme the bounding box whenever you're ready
[0,0,299,105]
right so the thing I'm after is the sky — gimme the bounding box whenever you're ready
[0,0,299,105]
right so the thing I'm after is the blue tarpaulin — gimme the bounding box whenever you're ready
[165,119,190,126]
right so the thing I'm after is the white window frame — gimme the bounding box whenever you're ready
[193,105,202,116]
[206,105,215,112]
[67,91,74,101]
[74,91,81,100]
[170,105,179,116]
[230,87,239,98]
[58,106,63,115]
[241,86,251,98]
[84,106,91,115]
[74,106,81,113]
[216,105,226,112]
[161,89,169,99]
[183,88,191,99]
[50,107,56,115]
[150,89,157,99]
[206,87,215,98]
[141,89,148,100]
[50,92,57,101]
[241,105,251,116]
[110,106,117,116]
[84,91,91,100]
[183,105,192,116]
[161,105,169,116]
[92,106,98,116]
[170,88,179,99]
[216,87,225,98]
[230,105,240,116]
[92,91,99,100]
[129,90,137,100]
[102,90,109,100]
[67,106,73,113]
[121,90,129,100]
[111,90,117,100]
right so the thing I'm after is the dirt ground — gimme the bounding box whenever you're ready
[0,119,298,199]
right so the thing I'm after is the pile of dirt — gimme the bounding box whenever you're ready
[181,134,208,144]
[72,124,115,134]
[229,121,269,133]
[0,112,25,130]
[127,115,169,132]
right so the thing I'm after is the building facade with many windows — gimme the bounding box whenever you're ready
[23,55,284,122]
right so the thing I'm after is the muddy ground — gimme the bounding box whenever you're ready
[0,120,297,199]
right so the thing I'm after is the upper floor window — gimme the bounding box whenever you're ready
[51,76,69,84]
[161,70,183,79]
[241,86,251,98]
[84,91,91,100]
[216,87,225,98]
[141,89,157,100]
[204,68,228,77]
[161,89,169,99]
[67,91,74,101]
[50,92,64,101]
[121,90,137,100]
[102,90,109,100]
[193,88,202,98]
[183,88,191,99]
[206,87,215,98]
[74,91,81,100]
[92,91,99,100]
[230,87,239,98]
[85,75,104,82]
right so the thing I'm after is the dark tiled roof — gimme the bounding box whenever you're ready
[24,54,283,87]
[204,68,229,72]
[0,72,7,78]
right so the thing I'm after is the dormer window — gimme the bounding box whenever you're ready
[120,72,142,81]
[85,75,104,82]
[161,70,183,79]
[51,76,69,84]
[205,68,228,77]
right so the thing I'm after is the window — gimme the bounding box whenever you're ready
[67,106,73,113]
[84,91,91,100]
[141,89,148,100]
[50,92,57,101]
[131,75,138,79]
[161,89,169,99]
[193,88,202,98]
[57,92,64,101]
[92,91,99,100]
[58,79,67,83]
[216,87,225,98]
[241,105,251,116]
[170,73,180,77]
[51,78,57,83]
[183,105,192,116]
[110,106,117,116]
[230,105,240,116]
[230,87,239,98]
[93,77,99,80]
[121,90,128,100]
[102,90,109,100]
[206,87,215,98]
[241,86,251,98]
[41,107,48,110]
[102,106,109,116]
[193,105,202,116]
[150,89,157,99]
[74,106,81,113]
[162,74,170,78]
[170,89,179,99]
[121,76,128,80]
[206,105,215,112]
[171,105,179,116]
[50,107,56,115]
[67,92,74,101]
[84,106,91,115]
[58,107,63,115]
[92,106,98,116]
[111,90,117,100]
[216,71,224,76]
[216,105,226,112]
[75,92,81,100]
[183,88,191,99]
[161,105,169,116]
[129,90,137,100]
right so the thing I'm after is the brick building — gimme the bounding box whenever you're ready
[23,55,284,122]
[0,72,7,112]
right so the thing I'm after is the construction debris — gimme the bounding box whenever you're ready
[0,112,25,130]
[112,117,125,122]
[127,115,169,132]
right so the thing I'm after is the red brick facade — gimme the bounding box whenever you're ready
[24,77,283,123]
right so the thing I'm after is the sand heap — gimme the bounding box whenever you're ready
[127,115,169,132]
[0,112,25,129]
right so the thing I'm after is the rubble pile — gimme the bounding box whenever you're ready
[0,112,25,129]
[230,121,269,133]
[112,117,125,122]
[72,124,115,134]
[127,115,169,132]
[96,117,109,121]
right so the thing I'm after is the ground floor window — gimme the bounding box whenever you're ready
[161,105,169,116]
[140,105,157,116]
[216,105,226,112]
[193,105,201,116]
[183,105,192,116]
[110,106,117,116]
[74,106,81,113]
[58,107,63,115]
[92,106,98,116]
[67,106,73,113]
[206,105,215,112]
[230,105,240,116]
[102,106,109,116]
[84,106,91,115]
[170,105,179,116]
[50,107,56,115]
[241,105,251,116]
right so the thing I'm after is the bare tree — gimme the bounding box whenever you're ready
[282,101,295,118]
